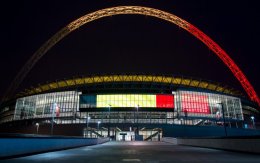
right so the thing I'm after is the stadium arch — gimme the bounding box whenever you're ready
[3,6,260,106]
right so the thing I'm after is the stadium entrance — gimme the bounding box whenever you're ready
[83,127,162,141]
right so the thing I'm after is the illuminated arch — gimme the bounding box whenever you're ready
[4,6,260,106]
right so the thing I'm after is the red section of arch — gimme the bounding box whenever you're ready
[187,24,260,106]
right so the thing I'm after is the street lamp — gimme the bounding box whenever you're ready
[251,116,255,129]
[108,104,111,123]
[36,123,39,134]
[51,103,57,135]
[136,104,139,135]
[97,121,101,129]
[86,115,91,137]
[108,104,111,137]
[97,121,101,137]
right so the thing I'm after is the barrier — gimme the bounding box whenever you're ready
[162,136,260,154]
[0,134,109,159]
[161,137,178,145]
[177,137,260,154]
[162,124,260,137]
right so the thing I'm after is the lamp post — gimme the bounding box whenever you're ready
[86,115,91,137]
[136,104,139,135]
[51,103,56,135]
[97,121,101,137]
[108,104,111,121]
[108,104,111,137]
[251,116,255,129]
[218,103,227,137]
[36,123,39,134]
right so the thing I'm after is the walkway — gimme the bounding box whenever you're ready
[2,141,260,162]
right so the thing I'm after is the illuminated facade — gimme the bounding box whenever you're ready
[0,74,258,139]
[1,6,259,138]
[14,91,80,121]
[12,90,243,124]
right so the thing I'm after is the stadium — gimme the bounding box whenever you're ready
[0,6,259,140]
[0,74,259,140]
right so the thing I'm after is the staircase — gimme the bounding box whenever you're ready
[144,130,161,141]
[194,119,205,126]
[91,129,103,137]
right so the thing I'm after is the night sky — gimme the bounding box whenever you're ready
[0,0,259,100]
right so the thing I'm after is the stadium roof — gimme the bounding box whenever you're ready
[16,74,242,98]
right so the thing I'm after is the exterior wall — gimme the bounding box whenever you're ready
[14,91,81,121]
[0,135,109,158]
[0,89,246,126]
[0,107,15,124]
[175,90,243,121]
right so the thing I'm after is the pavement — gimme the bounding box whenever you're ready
[1,141,260,163]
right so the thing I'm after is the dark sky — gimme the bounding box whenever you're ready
[0,0,259,99]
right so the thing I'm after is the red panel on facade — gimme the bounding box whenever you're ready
[181,94,210,114]
[156,95,174,108]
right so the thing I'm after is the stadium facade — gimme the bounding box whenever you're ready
[0,74,259,140]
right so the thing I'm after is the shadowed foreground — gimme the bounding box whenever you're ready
[2,141,260,163]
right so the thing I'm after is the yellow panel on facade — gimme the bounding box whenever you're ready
[122,99,128,107]
[146,95,156,107]
[96,94,156,107]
